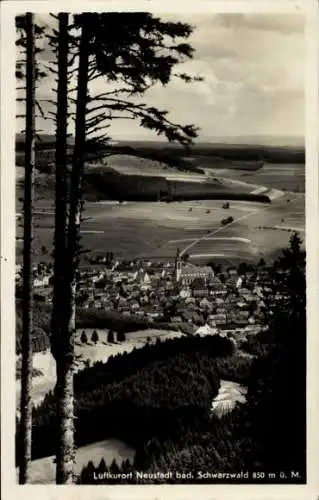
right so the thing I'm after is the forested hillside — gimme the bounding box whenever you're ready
[77,233,306,483]
[16,335,233,461]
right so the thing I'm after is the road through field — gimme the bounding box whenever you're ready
[179,206,266,257]
[16,188,304,263]
[169,236,252,244]
[178,193,304,259]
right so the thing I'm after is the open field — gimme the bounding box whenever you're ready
[17,150,304,204]
[16,161,256,205]
[206,163,305,193]
[16,186,304,265]
[16,328,183,408]
[16,156,305,265]
[148,194,305,263]
[211,379,247,417]
[92,154,199,177]
[16,205,182,262]
[83,163,259,201]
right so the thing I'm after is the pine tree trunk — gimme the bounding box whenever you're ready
[51,11,69,352]
[68,19,90,254]
[50,12,75,484]
[52,16,90,484]
[18,12,36,485]
[55,349,75,483]
[55,23,90,482]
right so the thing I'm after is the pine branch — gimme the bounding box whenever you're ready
[86,124,111,137]
[85,113,108,128]
[35,101,46,119]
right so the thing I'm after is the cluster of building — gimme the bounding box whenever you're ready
[16,251,280,336]
[16,262,53,288]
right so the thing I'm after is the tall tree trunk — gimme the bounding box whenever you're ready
[49,13,74,484]
[68,20,90,254]
[55,23,89,482]
[18,12,36,485]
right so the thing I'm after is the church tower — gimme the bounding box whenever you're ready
[174,247,182,286]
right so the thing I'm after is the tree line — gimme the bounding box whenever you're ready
[16,299,184,354]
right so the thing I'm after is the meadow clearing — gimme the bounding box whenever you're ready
[16,188,304,265]
[147,193,305,263]
[206,163,305,193]
[15,328,183,483]
[103,155,305,192]
[17,377,247,484]
[16,325,246,484]
[16,154,305,266]
[92,153,200,177]
[16,328,184,409]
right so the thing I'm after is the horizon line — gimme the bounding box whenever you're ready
[16,132,305,147]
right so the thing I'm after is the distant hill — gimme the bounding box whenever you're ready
[16,133,304,151]
[15,133,75,152]
[16,134,305,167]
[16,159,271,204]
[106,142,304,164]
[197,134,304,148]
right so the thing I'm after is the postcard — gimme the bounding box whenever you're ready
[1,1,318,499]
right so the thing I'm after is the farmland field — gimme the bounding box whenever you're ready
[16,159,305,265]
[16,193,304,266]
[93,153,199,177]
[139,193,305,263]
[205,163,305,193]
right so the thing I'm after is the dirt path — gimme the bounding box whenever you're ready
[179,206,266,257]
[178,193,303,258]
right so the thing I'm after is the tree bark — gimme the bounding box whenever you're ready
[52,20,90,484]
[54,349,75,484]
[19,12,36,485]
[63,23,90,483]
[51,11,69,354]
[50,12,75,484]
[67,19,90,262]
[52,16,90,485]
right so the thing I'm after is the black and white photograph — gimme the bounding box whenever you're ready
[1,0,318,496]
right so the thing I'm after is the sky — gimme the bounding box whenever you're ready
[16,13,305,145]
